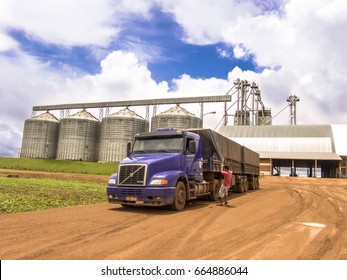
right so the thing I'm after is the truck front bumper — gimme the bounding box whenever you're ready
[107,186,176,206]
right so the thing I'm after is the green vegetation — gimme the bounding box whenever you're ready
[0,177,106,214]
[0,157,118,175]
[0,158,117,215]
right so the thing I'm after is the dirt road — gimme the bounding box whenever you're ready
[0,176,346,260]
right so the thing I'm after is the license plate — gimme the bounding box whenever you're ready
[125,196,137,202]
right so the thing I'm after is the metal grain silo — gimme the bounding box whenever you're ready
[56,110,100,161]
[98,108,148,162]
[151,105,202,131]
[20,112,59,159]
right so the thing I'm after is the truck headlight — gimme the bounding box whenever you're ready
[150,179,169,185]
[108,178,116,185]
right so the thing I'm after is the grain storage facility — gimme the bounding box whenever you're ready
[218,124,343,178]
[20,112,59,159]
[151,105,202,131]
[98,108,149,162]
[56,110,99,161]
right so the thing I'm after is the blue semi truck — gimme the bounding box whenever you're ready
[107,128,260,211]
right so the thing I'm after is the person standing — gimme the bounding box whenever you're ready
[217,165,232,206]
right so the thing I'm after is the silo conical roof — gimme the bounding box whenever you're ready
[158,105,197,117]
[107,108,144,119]
[32,111,59,122]
[65,109,99,121]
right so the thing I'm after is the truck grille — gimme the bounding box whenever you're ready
[118,164,147,186]
[121,189,144,196]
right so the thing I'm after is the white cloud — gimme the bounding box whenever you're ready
[0,52,67,156]
[160,0,260,44]
[0,31,18,51]
[232,45,248,59]
[66,50,169,103]
[1,0,347,157]
[0,0,119,46]
[159,0,347,123]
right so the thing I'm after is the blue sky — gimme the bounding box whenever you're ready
[0,0,347,157]
[8,7,257,84]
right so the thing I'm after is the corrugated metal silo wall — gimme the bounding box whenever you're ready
[98,117,149,162]
[56,118,100,161]
[151,115,202,131]
[20,119,59,159]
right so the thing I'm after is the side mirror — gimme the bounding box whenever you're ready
[188,140,196,154]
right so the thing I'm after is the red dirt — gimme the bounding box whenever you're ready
[0,171,346,260]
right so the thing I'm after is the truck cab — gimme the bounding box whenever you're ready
[107,128,215,211]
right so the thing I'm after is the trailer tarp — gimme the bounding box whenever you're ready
[187,129,242,163]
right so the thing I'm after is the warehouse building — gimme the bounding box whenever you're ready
[218,124,347,178]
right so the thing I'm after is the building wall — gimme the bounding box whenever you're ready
[260,158,272,176]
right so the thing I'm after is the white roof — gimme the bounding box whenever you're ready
[231,137,333,153]
[218,125,342,160]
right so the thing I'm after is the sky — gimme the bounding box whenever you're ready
[0,0,346,157]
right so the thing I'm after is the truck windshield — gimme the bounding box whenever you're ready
[132,136,183,154]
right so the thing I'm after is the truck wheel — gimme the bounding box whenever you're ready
[170,181,187,211]
[244,177,249,192]
[248,176,254,190]
[209,179,220,201]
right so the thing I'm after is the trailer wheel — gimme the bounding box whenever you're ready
[170,181,187,211]
[248,176,255,190]
[209,179,220,201]
[255,177,260,189]
[245,177,249,192]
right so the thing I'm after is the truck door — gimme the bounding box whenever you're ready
[184,137,195,177]
[185,136,202,180]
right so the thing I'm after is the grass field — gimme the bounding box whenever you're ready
[0,176,106,214]
[0,157,117,214]
[0,157,118,175]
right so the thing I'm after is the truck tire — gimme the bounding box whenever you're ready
[248,176,255,190]
[208,179,220,201]
[255,177,260,189]
[244,177,249,192]
[170,181,187,211]
[253,177,258,190]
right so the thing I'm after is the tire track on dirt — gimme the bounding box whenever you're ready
[296,185,347,259]
[105,202,220,259]
[204,186,306,259]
